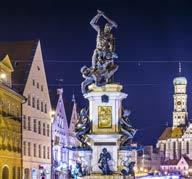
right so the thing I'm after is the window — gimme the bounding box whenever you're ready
[47,146,50,159]
[34,143,37,157]
[43,123,46,135]
[43,146,46,159]
[23,115,26,129]
[47,124,50,137]
[44,103,47,113]
[28,117,31,131]
[187,141,189,154]
[11,104,15,115]
[13,166,16,179]
[41,85,43,91]
[23,141,26,155]
[37,82,39,89]
[33,119,37,132]
[32,79,35,86]
[41,102,43,112]
[16,106,19,117]
[32,97,35,108]
[38,121,41,134]
[28,142,31,156]
[7,102,10,115]
[27,95,31,106]
[39,145,41,158]
[17,167,21,179]
[37,99,39,110]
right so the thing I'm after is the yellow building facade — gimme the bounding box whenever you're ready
[0,55,25,179]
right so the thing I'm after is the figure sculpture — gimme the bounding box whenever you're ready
[119,109,137,147]
[90,10,118,69]
[121,161,135,177]
[81,10,119,94]
[75,108,91,148]
[98,148,112,175]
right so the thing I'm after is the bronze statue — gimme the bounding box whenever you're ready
[75,108,91,148]
[80,10,119,94]
[90,10,118,69]
[98,148,112,175]
[121,161,135,177]
[81,66,96,94]
[119,109,137,147]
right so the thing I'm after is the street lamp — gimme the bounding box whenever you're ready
[0,73,6,80]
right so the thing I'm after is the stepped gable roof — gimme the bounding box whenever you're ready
[159,127,184,140]
[0,40,38,94]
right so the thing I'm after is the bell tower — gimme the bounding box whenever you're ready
[173,62,188,127]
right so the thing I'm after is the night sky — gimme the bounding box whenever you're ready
[1,0,192,146]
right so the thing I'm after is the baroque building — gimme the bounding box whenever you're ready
[0,40,52,179]
[156,75,192,175]
[0,55,25,179]
[52,88,69,179]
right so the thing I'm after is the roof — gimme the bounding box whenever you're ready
[162,155,192,166]
[0,40,39,94]
[182,155,192,166]
[162,159,179,166]
[49,88,76,126]
[173,77,187,85]
[159,127,184,140]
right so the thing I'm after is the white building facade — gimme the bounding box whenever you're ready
[52,88,69,179]
[0,40,52,179]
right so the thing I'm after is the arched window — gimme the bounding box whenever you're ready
[24,168,30,179]
[32,97,35,108]
[41,101,43,112]
[179,141,182,158]
[2,166,9,179]
[37,99,39,110]
[187,141,189,154]
[17,167,20,179]
[12,166,16,179]
[173,141,176,159]
[27,94,31,106]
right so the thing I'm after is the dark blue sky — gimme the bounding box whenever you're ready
[1,0,192,146]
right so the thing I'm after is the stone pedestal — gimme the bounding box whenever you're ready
[84,84,129,174]
[88,134,121,172]
[84,84,127,135]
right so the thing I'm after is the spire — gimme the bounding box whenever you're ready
[179,61,182,76]
[69,94,80,147]
[57,88,63,97]
[69,94,78,133]
[72,93,76,103]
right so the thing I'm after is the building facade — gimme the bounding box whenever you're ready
[137,145,161,174]
[52,88,69,179]
[156,76,192,176]
[0,40,52,179]
[0,55,25,179]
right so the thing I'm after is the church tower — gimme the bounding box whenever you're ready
[172,63,188,128]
